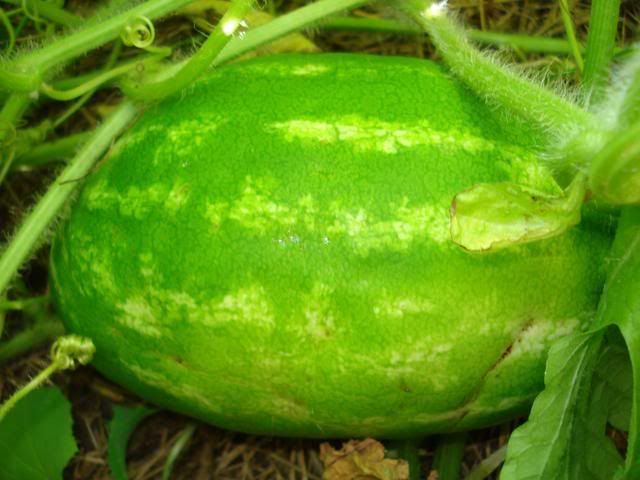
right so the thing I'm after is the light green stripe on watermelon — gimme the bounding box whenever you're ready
[50,53,612,438]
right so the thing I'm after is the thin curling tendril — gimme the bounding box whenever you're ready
[121,15,156,49]
[51,334,95,369]
[0,334,95,422]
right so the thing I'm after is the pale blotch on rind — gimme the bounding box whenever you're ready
[204,181,448,250]
[261,395,310,422]
[85,178,116,211]
[297,194,317,232]
[129,364,223,412]
[201,284,276,328]
[86,179,191,217]
[228,180,297,233]
[510,318,580,357]
[269,116,499,154]
[165,181,191,211]
[108,124,167,157]
[410,408,467,425]
[163,118,223,157]
[386,339,454,390]
[204,200,229,230]
[373,294,436,320]
[240,62,438,81]
[116,297,163,338]
[238,62,332,78]
[114,283,275,335]
[291,64,330,76]
[72,235,118,296]
[119,184,167,219]
[328,199,449,255]
[301,283,336,339]
[139,252,163,281]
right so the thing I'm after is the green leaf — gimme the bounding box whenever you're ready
[591,206,640,477]
[501,331,623,480]
[589,122,640,205]
[450,174,585,252]
[596,330,632,432]
[107,404,156,480]
[502,206,640,480]
[0,386,77,480]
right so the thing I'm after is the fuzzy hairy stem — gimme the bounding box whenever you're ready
[216,0,369,63]
[121,0,255,101]
[0,0,194,92]
[0,362,59,422]
[616,54,640,128]
[584,0,622,102]
[41,53,167,101]
[12,131,91,170]
[0,335,94,421]
[0,94,30,142]
[0,101,138,296]
[124,0,371,96]
[413,5,593,136]
[2,0,83,27]
[0,93,31,185]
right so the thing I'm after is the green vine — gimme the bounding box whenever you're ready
[0,101,138,296]
[0,335,94,423]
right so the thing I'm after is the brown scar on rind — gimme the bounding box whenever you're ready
[451,318,536,424]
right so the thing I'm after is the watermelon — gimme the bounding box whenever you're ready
[50,53,611,438]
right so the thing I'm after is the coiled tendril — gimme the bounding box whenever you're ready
[120,15,156,49]
[51,334,95,369]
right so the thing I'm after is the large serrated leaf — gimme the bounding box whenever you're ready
[107,404,156,480]
[503,206,640,480]
[0,386,77,480]
[592,206,640,478]
[596,330,632,432]
[501,331,623,480]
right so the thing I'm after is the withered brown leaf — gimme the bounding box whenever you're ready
[319,438,410,480]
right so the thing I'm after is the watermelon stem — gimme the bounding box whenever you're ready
[410,2,593,136]
[405,0,614,181]
[322,16,597,56]
[387,438,423,480]
[583,0,623,103]
[0,0,82,28]
[40,51,168,102]
[0,361,59,422]
[431,432,467,480]
[0,0,196,93]
[10,131,91,170]
[0,101,138,297]
[119,0,256,102]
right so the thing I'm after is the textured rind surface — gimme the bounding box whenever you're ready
[51,53,611,438]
